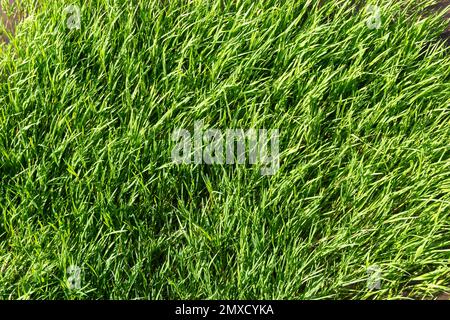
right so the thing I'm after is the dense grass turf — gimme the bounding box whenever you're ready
[0,0,449,299]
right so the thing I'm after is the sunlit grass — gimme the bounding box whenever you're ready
[0,0,449,299]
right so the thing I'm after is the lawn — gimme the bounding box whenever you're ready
[0,0,449,299]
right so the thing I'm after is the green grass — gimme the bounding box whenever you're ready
[0,0,449,299]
